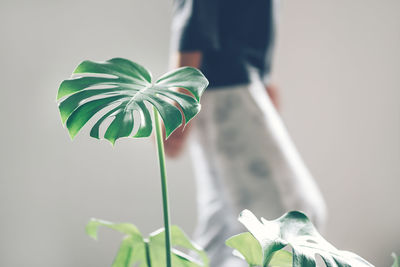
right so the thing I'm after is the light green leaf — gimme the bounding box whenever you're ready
[57,58,208,144]
[269,250,292,267]
[226,232,263,266]
[236,210,373,267]
[87,219,208,267]
[393,253,399,267]
[226,232,292,267]
[86,219,148,267]
[86,218,142,241]
[112,235,148,267]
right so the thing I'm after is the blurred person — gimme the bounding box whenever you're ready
[166,0,327,266]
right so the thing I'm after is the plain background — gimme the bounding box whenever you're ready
[0,0,399,266]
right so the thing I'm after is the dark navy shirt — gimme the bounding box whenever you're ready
[171,0,276,88]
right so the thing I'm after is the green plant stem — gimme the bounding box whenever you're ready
[145,240,152,267]
[153,107,172,267]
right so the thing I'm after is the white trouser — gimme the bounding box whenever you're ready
[188,75,327,267]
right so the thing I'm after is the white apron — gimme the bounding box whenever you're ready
[188,73,327,267]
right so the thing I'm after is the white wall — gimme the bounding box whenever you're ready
[273,1,400,265]
[0,0,398,266]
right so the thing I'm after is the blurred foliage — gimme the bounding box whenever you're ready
[87,219,208,267]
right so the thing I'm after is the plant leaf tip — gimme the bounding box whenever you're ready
[86,219,99,240]
[87,233,98,240]
[286,210,309,221]
[239,209,252,218]
[67,130,76,141]
[105,137,116,146]
[85,230,98,241]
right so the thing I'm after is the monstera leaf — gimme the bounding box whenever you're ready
[57,58,208,144]
[86,219,208,267]
[228,210,373,267]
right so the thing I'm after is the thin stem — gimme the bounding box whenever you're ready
[153,107,172,267]
[144,240,152,267]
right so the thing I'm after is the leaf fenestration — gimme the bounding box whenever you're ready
[57,58,208,144]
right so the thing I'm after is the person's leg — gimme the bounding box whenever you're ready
[193,80,327,227]
[198,86,287,221]
[188,80,327,266]
[188,89,248,267]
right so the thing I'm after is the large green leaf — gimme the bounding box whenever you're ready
[86,219,208,267]
[57,58,208,144]
[232,210,373,267]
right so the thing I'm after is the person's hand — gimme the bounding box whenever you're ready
[163,87,195,158]
[163,121,193,158]
[163,51,202,158]
[266,84,280,110]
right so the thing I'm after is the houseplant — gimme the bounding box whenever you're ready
[57,57,209,267]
